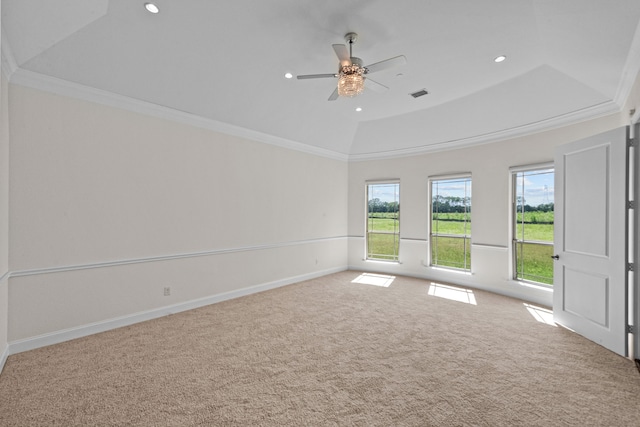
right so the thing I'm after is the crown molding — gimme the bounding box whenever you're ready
[7,67,350,162]
[0,30,18,79]
[2,64,633,164]
[615,18,640,108]
[347,101,621,162]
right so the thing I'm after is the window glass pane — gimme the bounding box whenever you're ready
[431,235,471,270]
[513,168,554,285]
[515,242,554,285]
[431,212,471,236]
[430,176,471,271]
[367,233,400,261]
[367,182,400,261]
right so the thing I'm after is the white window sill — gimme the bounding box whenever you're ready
[422,263,473,275]
[508,280,553,292]
[363,258,402,265]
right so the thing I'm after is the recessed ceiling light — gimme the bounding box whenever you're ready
[144,3,159,13]
[284,72,293,79]
[355,107,362,112]
[494,55,507,63]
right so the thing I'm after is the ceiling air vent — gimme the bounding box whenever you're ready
[410,89,429,98]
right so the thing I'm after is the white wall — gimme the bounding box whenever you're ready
[6,84,348,345]
[3,64,640,362]
[348,73,640,307]
[0,67,9,368]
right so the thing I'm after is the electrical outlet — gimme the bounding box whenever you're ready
[163,287,171,296]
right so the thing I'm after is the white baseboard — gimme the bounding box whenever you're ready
[1,272,8,376]
[7,266,347,357]
[0,345,8,375]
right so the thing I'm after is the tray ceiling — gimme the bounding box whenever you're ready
[3,0,640,159]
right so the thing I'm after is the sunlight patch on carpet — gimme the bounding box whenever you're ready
[351,273,396,287]
[428,283,477,305]
[524,303,556,326]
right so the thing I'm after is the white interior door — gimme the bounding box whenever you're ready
[553,127,628,357]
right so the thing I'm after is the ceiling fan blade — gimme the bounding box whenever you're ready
[332,44,352,66]
[328,87,339,101]
[364,77,389,93]
[297,73,337,80]
[365,55,407,74]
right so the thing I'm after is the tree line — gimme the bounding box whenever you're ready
[369,196,554,215]
[515,197,554,212]
[368,198,399,213]
[432,195,470,213]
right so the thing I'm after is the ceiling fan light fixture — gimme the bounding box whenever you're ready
[297,32,406,101]
[337,64,365,97]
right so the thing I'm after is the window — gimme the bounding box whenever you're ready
[430,176,472,271]
[512,166,554,285]
[366,182,400,261]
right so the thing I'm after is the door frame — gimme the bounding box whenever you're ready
[631,121,640,361]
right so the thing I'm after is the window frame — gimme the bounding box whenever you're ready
[365,180,400,262]
[509,162,554,286]
[428,173,472,272]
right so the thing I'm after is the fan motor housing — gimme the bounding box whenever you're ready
[350,57,363,67]
[339,57,365,74]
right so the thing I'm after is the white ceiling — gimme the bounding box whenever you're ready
[3,0,640,159]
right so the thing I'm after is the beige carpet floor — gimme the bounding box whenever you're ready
[0,271,639,426]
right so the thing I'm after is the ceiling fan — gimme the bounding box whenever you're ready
[297,32,407,101]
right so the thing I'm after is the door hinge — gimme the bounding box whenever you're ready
[629,200,635,209]
[628,324,635,334]
[628,263,634,272]
[629,137,636,148]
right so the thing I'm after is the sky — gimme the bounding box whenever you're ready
[431,178,471,200]
[368,183,399,203]
[516,169,554,207]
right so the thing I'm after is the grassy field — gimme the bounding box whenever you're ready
[367,213,554,284]
[367,216,399,232]
[515,223,553,242]
[516,211,554,224]
[514,211,554,284]
[515,242,554,285]
[431,235,471,270]
[430,220,552,241]
[432,219,470,235]
[367,233,400,261]
[367,216,400,261]
[433,211,553,223]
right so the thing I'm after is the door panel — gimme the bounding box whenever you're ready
[554,127,627,357]
[563,268,608,327]
[563,144,609,257]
